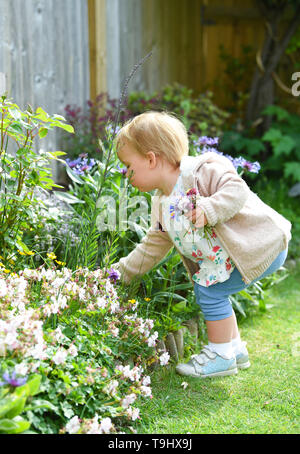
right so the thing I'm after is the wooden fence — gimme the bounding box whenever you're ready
[0,0,90,181]
[89,0,297,112]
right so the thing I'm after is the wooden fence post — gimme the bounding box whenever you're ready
[88,0,107,101]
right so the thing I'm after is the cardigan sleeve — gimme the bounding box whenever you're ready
[113,228,174,284]
[113,190,174,284]
[195,158,251,226]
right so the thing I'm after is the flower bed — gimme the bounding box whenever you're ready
[0,266,169,434]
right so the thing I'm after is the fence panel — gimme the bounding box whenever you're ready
[0,0,90,182]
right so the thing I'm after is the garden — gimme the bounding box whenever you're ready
[1,2,300,435]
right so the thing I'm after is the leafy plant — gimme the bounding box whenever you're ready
[0,373,52,434]
[62,83,230,162]
[220,104,300,184]
[0,96,74,268]
[0,265,169,434]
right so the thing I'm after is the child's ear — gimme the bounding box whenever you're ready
[146,151,157,169]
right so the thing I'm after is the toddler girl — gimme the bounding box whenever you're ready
[113,111,291,378]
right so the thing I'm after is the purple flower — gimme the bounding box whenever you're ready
[116,164,127,176]
[0,371,28,387]
[232,157,261,174]
[66,157,96,175]
[107,267,121,283]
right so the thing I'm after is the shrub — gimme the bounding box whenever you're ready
[62,83,230,161]
[0,96,74,271]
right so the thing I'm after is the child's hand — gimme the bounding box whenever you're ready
[185,208,208,228]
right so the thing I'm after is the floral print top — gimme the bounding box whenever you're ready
[160,173,235,287]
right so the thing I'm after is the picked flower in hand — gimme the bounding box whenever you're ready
[176,188,213,247]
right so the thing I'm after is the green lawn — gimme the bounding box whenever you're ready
[138,267,300,434]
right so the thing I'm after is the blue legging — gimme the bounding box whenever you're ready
[194,249,288,321]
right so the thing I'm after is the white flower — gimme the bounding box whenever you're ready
[110,301,120,314]
[52,348,68,365]
[181,381,189,389]
[140,385,152,397]
[86,414,101,434]
[66,416,81,434]
[14,362,29,376]
[78,287,87,301]
[103,379,118,397]
[28,342,47,360]
[100,417,113,434]
[117,364,142,382]
[110,327,119,337]
[177,196,192,213]
[51,277,65,289]
[126,407,140,421]
[159,352,170,366]
[121,393,137,409]
[53,326,65,342]
[147,331,158,347]
[68,344,78,357]
[142,375,151,386]
[0,279,8,297]
[96,296,107,309]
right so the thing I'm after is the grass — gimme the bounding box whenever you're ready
[138,266,300,434]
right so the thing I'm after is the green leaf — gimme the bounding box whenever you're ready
[34,107,49,122]
[262,105,290,122]
[284,161,300,182]
[262,128,282,143]
[24,399,58,413]
[0,418,30,434]
[26,375,41,396]
[38,127,48,138]
[53,190,85,204]
[273,135,296,156]
[262,129,296,156]
[243,138,266,156]
[172,301,187,312]
[15,240,31,254]
[66,164,85,185]
[48,151,67,157]
[232,300,246,317]
[5,397,26,419]
[52,122,74,134]
[8,107,22,120]
[0,397,18,418]
[238,290,255,301]
[7,122,24,134]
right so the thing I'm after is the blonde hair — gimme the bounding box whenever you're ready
[115,111,189,166]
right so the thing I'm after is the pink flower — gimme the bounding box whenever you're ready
[186,188,197,197]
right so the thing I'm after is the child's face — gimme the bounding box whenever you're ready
[117,141,159,192]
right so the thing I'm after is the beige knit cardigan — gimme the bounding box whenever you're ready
[115,152,292,285]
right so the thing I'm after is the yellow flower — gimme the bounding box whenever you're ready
[26,251,35,256]
[0,255,3,259]
[128,299,136,304]
[4,269,10,274]
[0,262,5,268]
[55,260,66,266]
[144,297,151,302]
[18,250,26,256]
[47,252,57,260]
[147,358,156,365]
